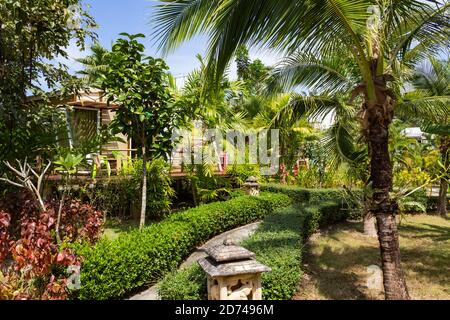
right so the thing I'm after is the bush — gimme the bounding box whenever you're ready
[242,206,304,300]
[0,193,100,300]
[227,164,262,186]
[302,201,345,238]
[159,199,350,300]
[90,178,137,218]
[158,265,207,300]
[261,183,354,205]
[72,192,291,300]
[403,188,439,212]
[91,158,175,220]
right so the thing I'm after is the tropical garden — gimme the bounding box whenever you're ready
[0,0,449,301]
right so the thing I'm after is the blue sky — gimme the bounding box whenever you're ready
[65,0,279,81]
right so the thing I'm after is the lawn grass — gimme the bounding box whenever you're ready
[295,214,450,300]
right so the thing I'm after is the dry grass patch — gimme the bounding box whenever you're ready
[295,215,450,300]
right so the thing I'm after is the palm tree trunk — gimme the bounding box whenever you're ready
[437,178,447,217]
[437,136,449,217]
[363,198,377,237]
[367,101,410,300]
[140,131,147,229]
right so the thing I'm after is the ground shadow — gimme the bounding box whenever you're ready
[296,218,450,300]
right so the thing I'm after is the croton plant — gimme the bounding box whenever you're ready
[0,192,104,300]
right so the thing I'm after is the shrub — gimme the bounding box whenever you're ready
[157,265,207,300]
[242,206,304,300]
[261,183,354,205]
[90,178,137,218]
[302,201,345,238]
[227,164,262,186]
[72,192,291,300]
[402,188,439,212]
[91,158,175,220]
[158,200,349,300]
[0,193,104,300]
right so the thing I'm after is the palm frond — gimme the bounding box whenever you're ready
[321,120,362,169]
[152,0,373,84]
[272,94,341,129]
[396,95,450,122]
[268,51,358,94]
[387,1,450,66]
[152,0,221,54]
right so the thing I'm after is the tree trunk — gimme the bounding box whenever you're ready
[140,134,147,229]
[363,199,377,237]
[437,178,448,217]
[437,137,449,217]
[367,100,410,300]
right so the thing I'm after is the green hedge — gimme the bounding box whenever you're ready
[262,184,364,219]
[73,192,291,300]
[261,184,349,204]
[158,191,351,300]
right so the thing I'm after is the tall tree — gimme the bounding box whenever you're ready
[98,33,183,229]
[152,0,449,299]
[235,45,250,81]
[0,0,96,165]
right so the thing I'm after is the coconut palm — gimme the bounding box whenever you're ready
[411,57,450,216]
[152,0,449,299]
[272,87,377,235]
[76,42,110,87]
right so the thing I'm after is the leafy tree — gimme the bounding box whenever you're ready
[235,45,250,80]
[0,0,96,166]
[152,0,449,299]
[234,45,271,96]
[99,33,184,228]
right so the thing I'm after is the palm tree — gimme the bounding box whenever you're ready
[76,42,110,87]
[272,86,378,236]
[152,0,449,299]
[410,57,450,216]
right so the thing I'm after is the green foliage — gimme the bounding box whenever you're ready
[157,265,207,300]
[302,202,346,237]
[261,184,357,206]
[242,206,304,300]
[234,45,271,95]
[72,192,290,300]
[90,158,175,220]
[54,153,84,176]
[158,188,352,301]
[99,33,184,159]
[89,178,137,218]
[227,164,262,186]
[133,158,175,219]
[0,0,96,165]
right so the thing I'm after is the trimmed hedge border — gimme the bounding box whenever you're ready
[261,184,351,204]
[73,192,291,300]
[158,186,353,300]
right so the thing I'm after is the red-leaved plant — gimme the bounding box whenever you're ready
[0,192,104,300]
[0,211,11,262]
